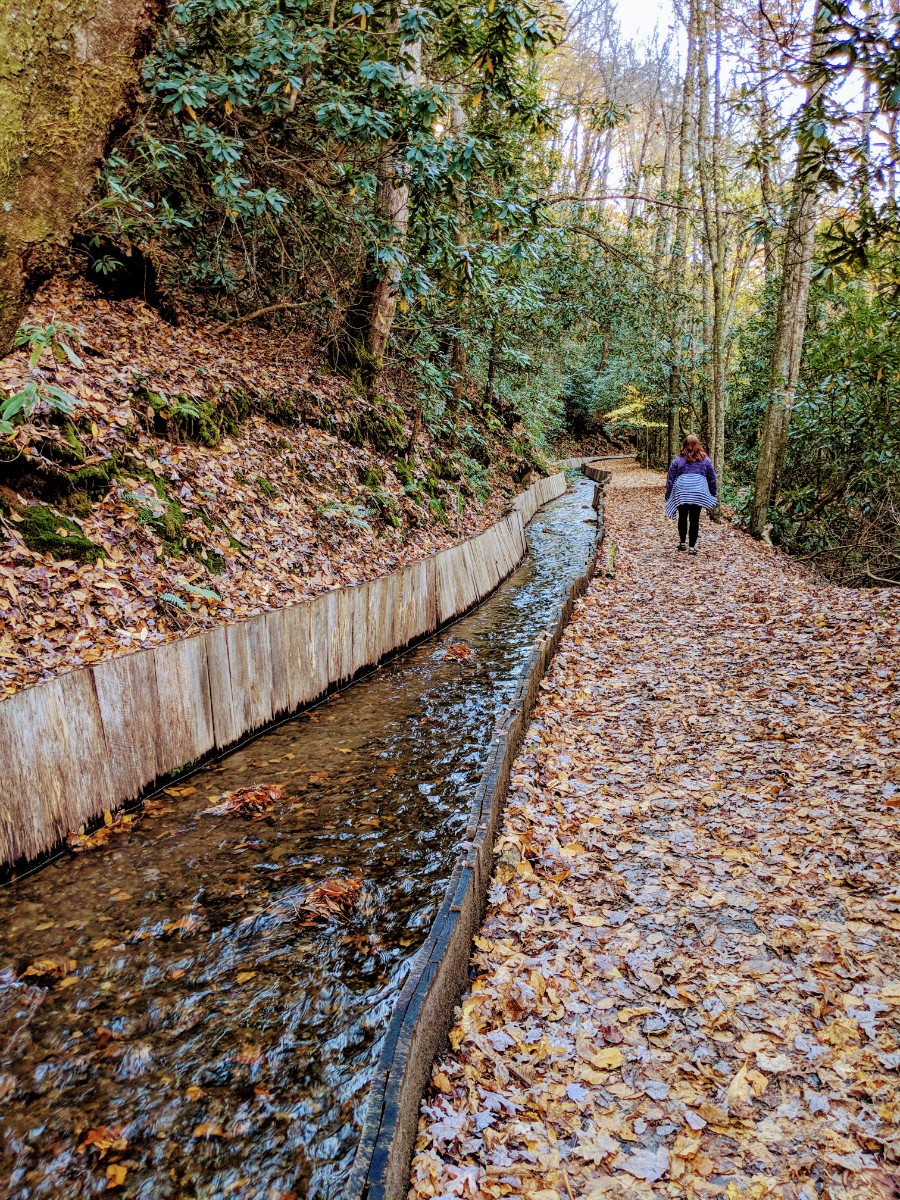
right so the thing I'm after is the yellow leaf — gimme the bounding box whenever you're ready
[724,1062,750,1111]
[186,1085,206,1101]
[105,1164,127,1189]
[591,1047,623,1070]
[236,970,256,983]
[193,1123,226,1138]
[21,957,77,981]
[79,1126,128,1155]
[747,1069,769,1097]
[618,1006,653,1021]
[433,1071,452,1094]
[673,1133,701,1159]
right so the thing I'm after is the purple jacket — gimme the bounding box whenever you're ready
[665,455,717,500]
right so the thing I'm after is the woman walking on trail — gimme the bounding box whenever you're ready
[665,433,717,554]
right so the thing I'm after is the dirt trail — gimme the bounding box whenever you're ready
[409,462,900,1200]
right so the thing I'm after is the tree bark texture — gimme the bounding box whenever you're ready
[695,0,726,477]
[756,6,775,282]
[365,168,413,367]
[749,183,819,536]
[0,0,163,353]
[339,28,421,378]
[447,93,469,415]
[666,0,697,461]
[750,0,828,538]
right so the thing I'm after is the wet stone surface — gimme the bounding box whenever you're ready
[0,476,597,1200]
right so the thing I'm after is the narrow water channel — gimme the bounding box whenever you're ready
[0,474,597,1200]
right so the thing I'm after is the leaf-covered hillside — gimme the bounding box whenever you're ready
[0,276,546,697]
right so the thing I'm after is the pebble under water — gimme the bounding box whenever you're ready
[0,475,597,1200]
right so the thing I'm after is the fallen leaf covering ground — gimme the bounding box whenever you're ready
[410,463,900,1200]
[0,277,524,697]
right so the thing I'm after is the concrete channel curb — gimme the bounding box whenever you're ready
[349,467,608,1200]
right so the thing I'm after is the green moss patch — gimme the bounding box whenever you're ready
[138,390,236,448]
[15,504,103,564]
[347,402,406,454]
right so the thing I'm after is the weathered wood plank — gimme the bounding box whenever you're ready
[280,599,323,713]
[92,648,163,800]
[368,570,398,665]
[0,672,115,864]
[205,623,240,749]
[151,636,215,778]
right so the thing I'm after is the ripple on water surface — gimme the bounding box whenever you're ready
[0,475,598,1200]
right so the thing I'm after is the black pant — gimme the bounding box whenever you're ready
[678,504,701,547]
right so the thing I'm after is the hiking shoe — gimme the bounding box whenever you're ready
[689,546,698,556]
[677,542,687,552]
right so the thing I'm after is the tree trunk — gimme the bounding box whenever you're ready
[749,185,819,536]
[750,0,829,538]
[483,317,501,409]
[666,0,697,460]
[447,93,470,419]
[756,6,775,283]
[695,0,727,477]
[365,167,413,368]
[0,0,162,353]
[338,25,421,378]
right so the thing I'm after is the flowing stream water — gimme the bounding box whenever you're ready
[0,474,597,1200]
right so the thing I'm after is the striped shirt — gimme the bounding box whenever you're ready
[664,455,718,519]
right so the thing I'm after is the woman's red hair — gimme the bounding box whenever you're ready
[681,434,707,463]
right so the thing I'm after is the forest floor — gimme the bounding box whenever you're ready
[0,277,551,698]
[409,461,900,1200]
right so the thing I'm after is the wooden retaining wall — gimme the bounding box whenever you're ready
[582,454,636,482]
[348,467,606,1200]
[0,474,566,870]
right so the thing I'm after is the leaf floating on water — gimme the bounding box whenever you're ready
[78,1126,128,1157]
[297,876,363,921]
[443,641,475,663]
[160,913,205,938]
[20,956,77,982]
[201,784,283,819]
[193,1123,227,1139]
[67,810,138,852]
[105,1164,128,1189]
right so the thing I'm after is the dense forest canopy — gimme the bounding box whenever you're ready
[1,0,898,584]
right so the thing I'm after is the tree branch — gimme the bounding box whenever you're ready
[565,225,644,265]
[544,192,692,212]
[214,302,309,334]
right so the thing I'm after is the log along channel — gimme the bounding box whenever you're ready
[0,474,598,1200]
